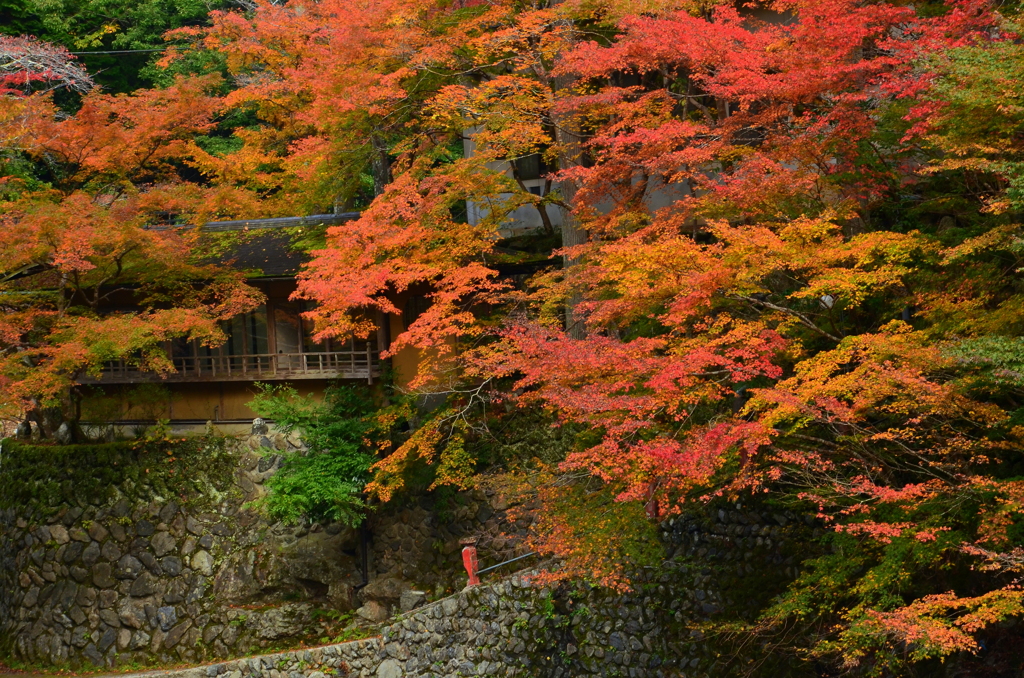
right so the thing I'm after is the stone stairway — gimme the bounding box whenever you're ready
[102,571,682,678]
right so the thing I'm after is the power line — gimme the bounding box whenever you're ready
[69,48,168,55]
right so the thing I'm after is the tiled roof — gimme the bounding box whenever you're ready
[216,230,306,278]
[200,212,359,232]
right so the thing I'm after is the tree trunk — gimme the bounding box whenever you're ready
[370,133,391,198]
[553,71,588,339]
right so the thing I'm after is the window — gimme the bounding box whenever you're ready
[512,154,547,181]
[403,295,431,329]
[170,305,269,373]
[225,305,269,359]
[300,302,328,353]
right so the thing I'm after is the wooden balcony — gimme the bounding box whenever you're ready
[81,346,380,385]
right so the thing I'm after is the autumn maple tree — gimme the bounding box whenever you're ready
[7,0,1024,673]
[0,69,263,433]
[0,35,93,95]
[194,0,1024,669]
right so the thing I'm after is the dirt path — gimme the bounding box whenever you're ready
[0,673,118,678]
[0,670,170,678]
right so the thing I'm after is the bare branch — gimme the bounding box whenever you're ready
[730,294,841,342]
[0,36,94,95]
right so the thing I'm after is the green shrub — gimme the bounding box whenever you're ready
[247,382,384,526]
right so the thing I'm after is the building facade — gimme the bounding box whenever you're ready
[78,214,413,428]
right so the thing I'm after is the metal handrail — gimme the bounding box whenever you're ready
[477,551,538,576]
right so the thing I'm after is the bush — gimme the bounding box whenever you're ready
[248,382,384,526]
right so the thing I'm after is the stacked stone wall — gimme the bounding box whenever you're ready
[94,573,688,678]
[1,433,816,675]
[0,434,531,670]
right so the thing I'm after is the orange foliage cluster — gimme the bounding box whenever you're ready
[6,0,1024,669]
[0,76,263,417]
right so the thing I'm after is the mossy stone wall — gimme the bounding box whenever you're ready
[0,434,560,671]
[0,436,814,676]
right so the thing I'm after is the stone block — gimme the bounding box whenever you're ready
[163,578,187,604]
[192,550,214,576]
[98,627,118,652]
[203,625,223,645]
[159,502,180,524]
[137,520,156,537]
[186,516,204,536]
[71,626,90,648]
[115,555,143,580]
[164,620,192,649]
[249,603,314,640]
[152,532,177,557]
[70,605,87,625]
[186,577,208,604]
[220,624,239,646]
[118,599,148,629]
[99,589,118,608]
[400,590,427,612]
[211,523,232,537]
[130,630,151,650]
[82,542,102,567]
[130,573,158,598]
[63,541,84,563]
[99,609,121,628]
[236,471,256,494]
[101,540,122,563]
[161,556,183,577]
[92,562,116,589]
[157,606,178,632]
[356,601,389,623]
[109,522,127,542]
[88,522,110,543]
[82,642,103,666]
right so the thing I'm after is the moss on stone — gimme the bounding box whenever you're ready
[0,436,237,514]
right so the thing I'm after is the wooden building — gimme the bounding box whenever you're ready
[79,214,424,429]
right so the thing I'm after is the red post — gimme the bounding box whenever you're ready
[645,480,660,520]
[461,538,480,586]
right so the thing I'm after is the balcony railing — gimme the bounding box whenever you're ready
[81,347,380,384]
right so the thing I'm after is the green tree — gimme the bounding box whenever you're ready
[0,0,230,92]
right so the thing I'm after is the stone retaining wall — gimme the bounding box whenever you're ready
[48,505,816,678]
[109,572,688,678]
[1,434,816,675]
[0,435,529,670]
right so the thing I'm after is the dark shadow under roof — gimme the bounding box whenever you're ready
[202,213,360,278]
[219,231,306,278]
[201,212,359,232]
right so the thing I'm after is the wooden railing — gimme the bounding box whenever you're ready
[83,347,379,384]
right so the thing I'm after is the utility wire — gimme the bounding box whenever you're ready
[69,48,168,55]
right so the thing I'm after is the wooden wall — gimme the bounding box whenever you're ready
[80,380,332,423]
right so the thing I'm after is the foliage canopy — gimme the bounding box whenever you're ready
[6,0,1024,673]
